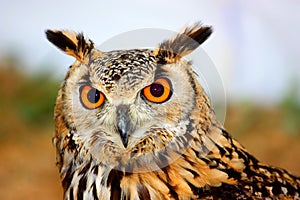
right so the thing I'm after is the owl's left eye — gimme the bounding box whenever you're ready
[142,78,172,103]
[79,85,105,109]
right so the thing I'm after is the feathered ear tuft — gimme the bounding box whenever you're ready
[45,29,94,62]
[153,22,212,64]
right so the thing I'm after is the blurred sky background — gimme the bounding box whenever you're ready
[0,0,300,104]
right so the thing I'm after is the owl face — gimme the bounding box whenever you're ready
[46,24,213,171]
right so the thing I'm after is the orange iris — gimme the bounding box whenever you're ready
[80,85,105,109]
[142,78,172,103]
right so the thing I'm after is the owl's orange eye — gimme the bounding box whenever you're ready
[80,85,105,109]
[142,78,172,103]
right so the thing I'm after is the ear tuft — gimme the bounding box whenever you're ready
[154,22,213,64]
[45,29,94,62]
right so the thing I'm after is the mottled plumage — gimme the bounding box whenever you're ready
[46,23,300,200]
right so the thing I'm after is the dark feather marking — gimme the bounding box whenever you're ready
[69,187,74,200]
[62,164,74,192]
[92,183,99,200]
[46,30,94,60]
[272,181,282,195]
[164,182,179,200]
[79,161,91,175]
[224,147,233,158]
[156,23,212,63]
[159,167,179,200]
[284,182,297,196]
[214,142,227,157]
[46,30,77,52]
[183,167,200,178]
[195,183,249,199]
[77,175,87,200]
[67,132,78,151]
[186,182,201,197]
[185,25,213,48]
[137,184,151,200]
[107,169,123,200]
[93,165,98,176]
[221,167,242,180]
[77,33,86,54]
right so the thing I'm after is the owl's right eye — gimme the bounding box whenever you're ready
[142,78,172,103]
[79,85,105,109]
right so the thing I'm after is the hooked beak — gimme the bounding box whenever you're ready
[116,105,132,148]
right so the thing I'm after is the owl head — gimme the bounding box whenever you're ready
[46,23,214,172]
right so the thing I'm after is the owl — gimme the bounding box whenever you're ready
[46,23,300,200]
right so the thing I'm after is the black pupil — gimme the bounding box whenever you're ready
[150,83,164,97]
[87,88,100,103]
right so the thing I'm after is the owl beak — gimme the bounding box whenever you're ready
[116,105,131,148]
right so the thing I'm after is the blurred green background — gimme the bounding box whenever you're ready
[0,1,300,199]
